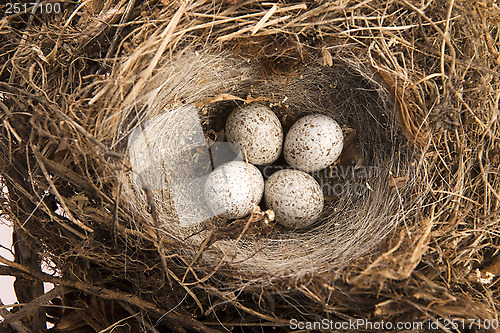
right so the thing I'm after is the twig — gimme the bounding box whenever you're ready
[398,0,456,79]
[182,215,255,286]
[476,5,500,66]
[32,149,101,199]
[96,311,140,333]
[100,0,137,73]
[0,300,31,333]
[112,181,122,248]
[2,287,66,326]
[0,82,122,158]
[118,301,160,333]
[33,148,94,233]
[203,285,288,325]
[47,0,90,61]
[0,265,27,278]
[0,166,86,239]
[0,255,221,333]
[251,4,277,35]
[441,0,456,78]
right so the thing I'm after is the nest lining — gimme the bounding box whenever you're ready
[117,49,419,280]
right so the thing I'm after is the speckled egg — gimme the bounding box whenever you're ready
[264,169,324,229]
[204,161,264,219]
[284,114,343,172]
[225,104,283,165]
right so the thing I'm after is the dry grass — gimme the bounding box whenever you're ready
[0,0,499,332]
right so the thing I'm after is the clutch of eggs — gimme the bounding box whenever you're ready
[205,106,343,228]
[225,103,283,165]
[204,161,264,219]
[284,114,344,172]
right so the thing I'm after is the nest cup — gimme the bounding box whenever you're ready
[118,49,413,281]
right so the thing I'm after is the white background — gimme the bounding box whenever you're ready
[0,221,17,309]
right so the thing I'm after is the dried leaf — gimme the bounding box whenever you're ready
[194,93,245,108]
[244,95,279,104]
[322,46,333,66]
[31,45,49,64]
[389,176,408,190]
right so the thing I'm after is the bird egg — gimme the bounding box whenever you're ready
[225,103,283,165]
[264,169,324,229]
[284,114,343,172]
[204,161,264,219]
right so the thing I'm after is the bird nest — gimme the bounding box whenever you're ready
[1,0,499,332]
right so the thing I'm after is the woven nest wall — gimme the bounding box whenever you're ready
[1,0,499,332]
